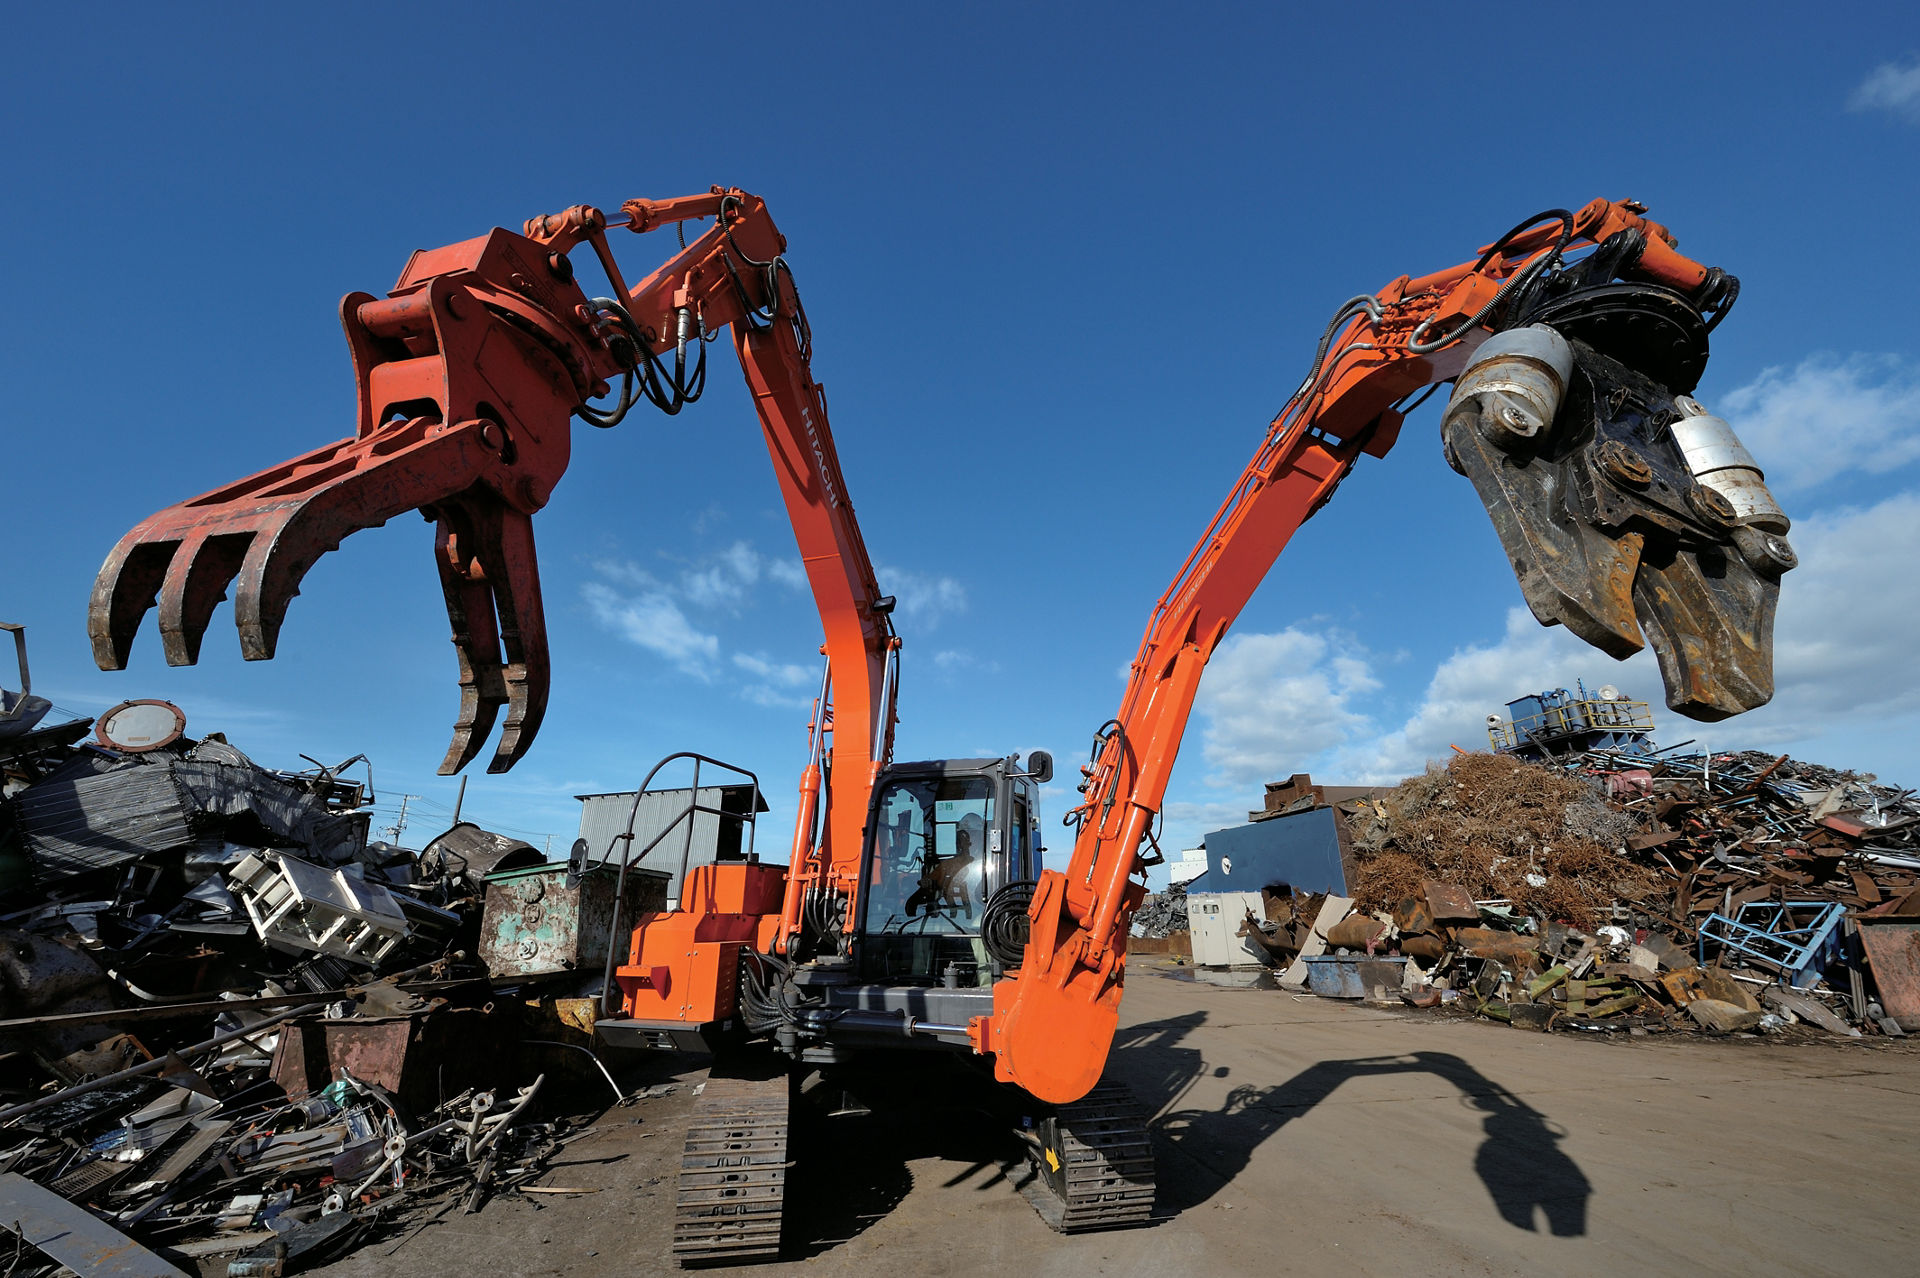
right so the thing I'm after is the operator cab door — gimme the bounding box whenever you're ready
[856,763,1008,985]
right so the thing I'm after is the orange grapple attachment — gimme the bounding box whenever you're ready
[88,416,551,774]
[90,222,604,774]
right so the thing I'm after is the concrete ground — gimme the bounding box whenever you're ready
[315,961,1920,1278]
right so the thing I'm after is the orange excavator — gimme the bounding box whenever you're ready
[90,190,1790,1260]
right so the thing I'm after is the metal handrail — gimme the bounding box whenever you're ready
[599,751,763,1017]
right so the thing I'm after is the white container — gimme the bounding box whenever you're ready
[1187,891,1270,967]
[228,850,409,965]
[1166,847,1210,885]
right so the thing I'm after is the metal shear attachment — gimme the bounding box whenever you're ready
[1442,284,1793,721]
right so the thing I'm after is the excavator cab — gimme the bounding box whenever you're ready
[854,755,1047,987]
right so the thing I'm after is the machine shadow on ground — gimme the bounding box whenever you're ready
[1112,1009,1592,1236]
[781,1061,1034,1259]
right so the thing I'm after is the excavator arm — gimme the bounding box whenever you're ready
[88,189,897,917]
[983,199,1793,1102]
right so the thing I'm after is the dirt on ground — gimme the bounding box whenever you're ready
[305,960,1920,1278]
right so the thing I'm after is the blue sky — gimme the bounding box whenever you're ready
[5,6,1918,881]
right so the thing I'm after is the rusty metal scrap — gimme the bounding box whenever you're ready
[1245,746,1920,1040]
[0,706,645,1277]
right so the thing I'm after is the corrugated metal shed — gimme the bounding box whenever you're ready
[575,783,768,905]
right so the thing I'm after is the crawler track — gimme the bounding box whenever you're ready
[675,1068,791,1265]
[1020,1082,1156,1232]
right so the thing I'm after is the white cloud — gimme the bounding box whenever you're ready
[733,652,814,687]
[930,649,1001,675]
[680,540,767,608]
[581,581,718,677]
[739,683,813,710]
[1759,490,1920,731]
[591,558,657,589]
[1718,354,1920,492]
[1334,607,1654,784]
[1327,487,1920,781]
[766,558,809,590]
[734,649,816,709]
[878,566,968,627]
[586,545,964,697]
[1191,628,1381,788]
[1849,57,1920,123]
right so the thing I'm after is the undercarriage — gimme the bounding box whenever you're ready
[669,1049,1157,1266]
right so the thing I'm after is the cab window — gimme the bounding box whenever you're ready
[863,774,995,936]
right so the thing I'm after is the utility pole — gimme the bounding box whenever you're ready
[386,794,420,847]
[452,775,468,825]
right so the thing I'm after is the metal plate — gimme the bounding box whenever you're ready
[0,1171,187,1277]
[1856,920,1920,1032]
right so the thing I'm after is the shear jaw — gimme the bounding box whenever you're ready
[1442,331,1792,721]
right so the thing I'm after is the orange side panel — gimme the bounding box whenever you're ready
[615,863,787,1024]
[617,914,744,1023]
[686,862,787,916]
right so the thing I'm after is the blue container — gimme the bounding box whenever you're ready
[1303,954,1407,1000]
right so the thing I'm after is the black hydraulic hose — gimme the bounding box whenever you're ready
[1408,209,1575,355]
[1702,272,1739,332]
[982,880,1038,968]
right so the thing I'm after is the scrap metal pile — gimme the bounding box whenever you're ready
[0,699,646,1277]
[1300,750,1920,1037]
[1131,882,1190,939]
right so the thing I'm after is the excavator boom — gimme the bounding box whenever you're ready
[983,200,1790,1102]
[89,191,894,848]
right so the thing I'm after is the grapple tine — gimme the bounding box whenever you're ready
[422,501,551,775]
[479,508,550,774]
[433,509,507,777]
[90,536,181,670]
[157,528,253,666]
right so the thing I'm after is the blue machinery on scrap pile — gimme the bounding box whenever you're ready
[1487,682,1658,763]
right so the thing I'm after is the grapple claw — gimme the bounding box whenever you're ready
[91,419,491,671]
[429,501,550,776]
[91,213,608,772]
